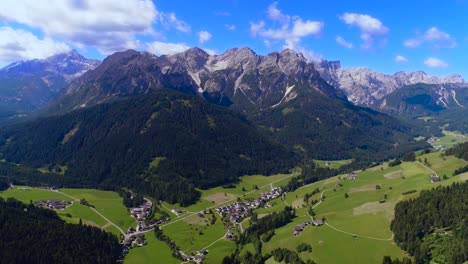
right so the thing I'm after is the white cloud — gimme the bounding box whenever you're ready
[146,41,190,55]
[339,13,388,49]
[395,55,408,63]
[159,12,191,33]
[197,31,212,44]
[0,26,70,62]
[250,21,265,37]
[424,57,448,68]
[146,42,215,56]
[403,39,421,48]
[225,24,236,31]
[404,27,457,49]
[336,36,353,48]
[267,2,290,25]
[0,0,158,54]
[249,2,323,60]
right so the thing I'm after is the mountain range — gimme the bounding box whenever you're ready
[316,60,467,107]
[0,50,99,123]
[44,47,427,160]
[50,47,344,112]
[1,46,462,205]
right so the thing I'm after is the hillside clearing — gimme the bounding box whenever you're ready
[384,170,402,179]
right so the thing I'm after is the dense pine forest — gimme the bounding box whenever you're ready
[250,87,429,161]
[0,197,120,263]
[391,181,468,264]
[0,90,297,205]
[446,142,468,160]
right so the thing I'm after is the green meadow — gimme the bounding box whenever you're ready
[431,130,468,148]
[60,188,136,231]
[1,152,467,263]
[125,233,180,264]
[0,186,134,236]
[260,152,468,263]
[313,159,352,169]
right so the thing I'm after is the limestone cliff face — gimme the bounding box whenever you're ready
[56,47,345,111]
[316,60,466,107]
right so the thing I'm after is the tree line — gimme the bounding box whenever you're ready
[391,181,468,263]
[0,197,120,263]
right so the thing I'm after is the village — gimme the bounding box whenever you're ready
[34,199,72,210]
[215,187,283,225]
[27,181,326,262]
[120,197,170,257]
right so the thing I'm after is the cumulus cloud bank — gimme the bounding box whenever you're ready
[339,13,388,50]
[249,2,324,61]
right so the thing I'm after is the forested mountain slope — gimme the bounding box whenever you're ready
[45,48,428,161]
[0,90,297,205]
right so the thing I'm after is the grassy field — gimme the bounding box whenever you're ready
[430,130,468,148]
[125,233,180,264]
[60,188,135,231]
[0,186,134,236]
[314,159,352,169]
[37,164,67,175]
[260,151,468,263]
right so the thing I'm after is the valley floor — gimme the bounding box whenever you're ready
[1,151,467,263]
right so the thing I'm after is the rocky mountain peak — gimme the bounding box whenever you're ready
[319,60,341,71]
[166,47,210,72]
[54,47,346,112]
[47,49,83,62]
[276,49,308,76]
[280,48,305,60]
[0,49,100,78]
[0,50,101,116]
[316,60,467,106]
[216,47,259,67]
[183,47,210,58]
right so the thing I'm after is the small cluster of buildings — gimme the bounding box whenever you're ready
[348,172,358,180]
[130,198,152,222]
[124,233,146,247]
[224,224,236,241]
[34,199,71,210]
[121,198,160,258]
[215,187,282,224]
[427,137,445,151]
[259,187,282,201]
[183,249,208,264]
[171,208,186,216]
[430,174,440,183]
[129,198,157,232]
[293,219,324,236]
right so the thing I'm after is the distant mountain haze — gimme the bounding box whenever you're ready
[0,50,99,122]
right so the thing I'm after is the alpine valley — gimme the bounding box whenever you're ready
[0,47,467,264]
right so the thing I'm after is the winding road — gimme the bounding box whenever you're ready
[160,173,298,229]
[50,189,126,235]
[324,222,394,241]
[416,161,439,177]
[310,184,395,241]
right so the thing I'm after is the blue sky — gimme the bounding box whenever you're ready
[0,0,467,78]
